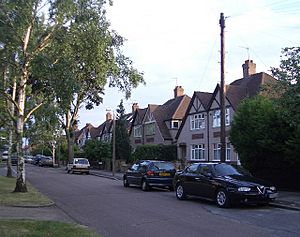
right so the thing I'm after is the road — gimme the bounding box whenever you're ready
[26,165,300,237]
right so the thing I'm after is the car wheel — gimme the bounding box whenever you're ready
[123,177,130,187]
[176,183,186,200]
[216,188,230,208]
[67,169,70,173]
[141,179,149,191]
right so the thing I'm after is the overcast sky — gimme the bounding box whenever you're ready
[78,0,300,127]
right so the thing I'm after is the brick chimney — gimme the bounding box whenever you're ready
[174,86,184,98]
[242,60,256,78]
[132,103,139,113]
[106,112,112,121]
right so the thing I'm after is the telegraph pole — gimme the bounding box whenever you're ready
[219,13,226,163]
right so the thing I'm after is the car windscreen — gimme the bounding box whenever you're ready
[151,162,175,171]
[213,164,251,176]
[74,159,89,164]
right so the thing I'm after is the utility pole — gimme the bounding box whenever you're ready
[219,12,226,163]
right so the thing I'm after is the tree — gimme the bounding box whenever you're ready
[0,0,144,192]
[83,139,111,166]
[229,96,290,171]
[270,47,300,166]
[115,100,131,162]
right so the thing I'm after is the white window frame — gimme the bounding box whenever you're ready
[145,122,155,136]
[213,143,221,161]
[171,120,180,129]
[213,109,230,127]
[226,143,231,161]
[191,144,205,161]
[133,125,142,137]
[190,113,205,130]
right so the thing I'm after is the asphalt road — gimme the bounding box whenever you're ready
[26,165,300,237]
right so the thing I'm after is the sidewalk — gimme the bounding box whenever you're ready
[89,169,300,211]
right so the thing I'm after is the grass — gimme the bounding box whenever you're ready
[0,220,100,237]
[0,175,102,237]
[0,176,51,206]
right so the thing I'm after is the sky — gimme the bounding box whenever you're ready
[77,0,300,128]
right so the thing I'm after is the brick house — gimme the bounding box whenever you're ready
[129,86,191,150]
[176,60,277,166]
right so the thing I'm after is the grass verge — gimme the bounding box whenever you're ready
[0,176,51,206]
[0,219,100,237]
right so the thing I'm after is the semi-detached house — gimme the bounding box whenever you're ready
[176,60,277,166]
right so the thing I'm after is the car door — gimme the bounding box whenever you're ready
[126,162,140,185]
[194,164,215,198]
[182,164,201,195]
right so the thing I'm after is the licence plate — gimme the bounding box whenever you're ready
[268,193,278,199]
[159,172,170,177]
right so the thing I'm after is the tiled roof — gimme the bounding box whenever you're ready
[195,91,213,110]
[153,95,191,140]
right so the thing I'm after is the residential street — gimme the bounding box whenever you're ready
[25,165,300,237]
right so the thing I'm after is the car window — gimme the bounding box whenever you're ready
[198,164,212,175]
[74,159,89,165]
[150,162,175,171]
[213,163,250,176]
[185,164,199,173]
[131,163,140,171]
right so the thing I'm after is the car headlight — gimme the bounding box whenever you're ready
[238,187,251,192]
[269,186,276,191]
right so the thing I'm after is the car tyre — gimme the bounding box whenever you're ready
[123,177,130,187]
[216,188,230,208]
[67,169,70,173]
[176,183,186,200]
[141,179,149,191]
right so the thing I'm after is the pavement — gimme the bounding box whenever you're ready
[0,167,299,224]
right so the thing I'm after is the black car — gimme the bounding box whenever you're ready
[173,162,278,208]
[123,160,176,191]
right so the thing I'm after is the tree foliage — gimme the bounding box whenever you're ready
[229,96,290,171]
[115,100,131,162]
[83,139,111,164]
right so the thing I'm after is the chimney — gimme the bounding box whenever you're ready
[106,112,112,121]
[174,86,184,98]
[242,60,256,78]
[132,103,139,113]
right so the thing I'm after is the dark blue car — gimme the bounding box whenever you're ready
[123,160,176,191]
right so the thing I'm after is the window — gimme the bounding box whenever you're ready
[186,164,199,173]
[190,113,205,130]
[191,144,205,161]
[145,122,155,136]
[213,109,230,127]
[214,143,231,161]
[133,125,142,137]
[213,143,221,161]
[226,143,231,161]
[171,120,180,129]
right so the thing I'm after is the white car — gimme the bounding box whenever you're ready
[67,158,90,174]
[1,151,8,161]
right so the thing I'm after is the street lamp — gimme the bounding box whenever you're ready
[106,109,116,176]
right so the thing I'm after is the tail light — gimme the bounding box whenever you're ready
[147,171,154,176]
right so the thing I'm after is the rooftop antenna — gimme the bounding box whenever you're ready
[171,77,178,86]
[240,46,250,60]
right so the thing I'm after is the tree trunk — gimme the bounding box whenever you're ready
[67,129,75,162]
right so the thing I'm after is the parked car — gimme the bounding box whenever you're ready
[1,150,8,161]
[173,162,278,208]
[123,160,176,191]
[24,155,34,164]
[67,158,90,174]
[38,156,53,167]
[11,154,18,166]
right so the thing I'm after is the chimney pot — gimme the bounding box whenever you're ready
[174,86,184,98]
[242,60,256,78]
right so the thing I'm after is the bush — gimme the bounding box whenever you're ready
[131,144,177,163]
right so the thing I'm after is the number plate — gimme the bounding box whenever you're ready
[159,172,170,177]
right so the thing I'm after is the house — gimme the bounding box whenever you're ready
[176,60,276,166]
[130,86,191,150]
[75,123,94,148]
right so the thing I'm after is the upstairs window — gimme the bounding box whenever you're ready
[145,122,155,136]
[190,113,205,130]
[171,120,180,129]
[213,108,230,127]
[133,125,142,137]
